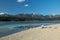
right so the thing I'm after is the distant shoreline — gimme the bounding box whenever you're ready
[0,20,60,21]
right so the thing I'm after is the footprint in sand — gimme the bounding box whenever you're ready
[49,27,52,28]
[49,26,57,29]
[54,27,57,29]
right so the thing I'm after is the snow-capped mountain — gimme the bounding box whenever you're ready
[0,12,8,15]
[45,14,60,18]
[0,12,60,18]
[0,12,11,17]
[15,13,44,18]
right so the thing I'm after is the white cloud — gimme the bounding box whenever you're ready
[17,0,25,2]
[24,4,29,7]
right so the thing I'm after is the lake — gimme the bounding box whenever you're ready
[0,20,60,37]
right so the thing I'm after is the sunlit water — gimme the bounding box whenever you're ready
[0,21,60,37]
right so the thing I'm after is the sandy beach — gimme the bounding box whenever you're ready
[0,24,60,40]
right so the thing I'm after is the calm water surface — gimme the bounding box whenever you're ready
[0,21,60,37]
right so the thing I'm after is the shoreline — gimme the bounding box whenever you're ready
[0,24,60,40]
[0,23,53,37]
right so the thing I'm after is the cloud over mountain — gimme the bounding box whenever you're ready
[17,0,25,3]
[24,4,29,7]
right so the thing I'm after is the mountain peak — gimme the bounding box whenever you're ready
[0,12,8,15]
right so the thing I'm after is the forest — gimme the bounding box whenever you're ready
[0,16,60,21]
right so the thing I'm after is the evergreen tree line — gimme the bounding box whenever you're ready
[0,16,60,21]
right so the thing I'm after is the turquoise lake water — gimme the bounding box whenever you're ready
[0,21,60,37]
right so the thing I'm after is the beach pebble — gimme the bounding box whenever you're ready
[41,25,47,28]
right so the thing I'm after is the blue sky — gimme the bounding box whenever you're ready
[0,0,60,15]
